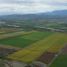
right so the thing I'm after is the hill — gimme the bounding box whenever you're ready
[0,10,67,20]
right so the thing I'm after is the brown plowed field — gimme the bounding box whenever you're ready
[37,52,56,64]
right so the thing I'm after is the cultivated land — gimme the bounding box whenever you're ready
[0,28,22,35]
[50,54,67,67]
[50,45,67,67]
[7,32,67,64]
[0,31,52,48]
[0,31,34,39]
[0,30,67,67]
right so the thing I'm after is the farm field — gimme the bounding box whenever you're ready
[0,31,52,48]
[50,45,67,67]
[37,52,56,64]
[50,54,67,67]
[47,36,67,53]
[0,28,22,35]
[0,31,12,35]
[0,31,35,39]
[7,32,67,64]
[0,30,67,67]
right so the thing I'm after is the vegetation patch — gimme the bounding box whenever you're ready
[0,31,52,48]
[50,54,67,67]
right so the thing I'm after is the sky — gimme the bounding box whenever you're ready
[0,0,67,15]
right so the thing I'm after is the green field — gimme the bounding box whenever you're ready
[50,54,67,67]
[0,31,52,48]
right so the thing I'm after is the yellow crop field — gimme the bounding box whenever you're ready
[47,34,67,53]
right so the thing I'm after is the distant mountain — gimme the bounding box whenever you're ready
[0,10,67,21]
[50,10,67,16]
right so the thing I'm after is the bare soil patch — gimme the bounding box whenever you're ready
[0,46,21,58]
[37,52,56,64]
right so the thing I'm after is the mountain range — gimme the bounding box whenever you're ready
[0,10,67,21]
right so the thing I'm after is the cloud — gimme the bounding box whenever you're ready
[0,0,67,5]
[0,0,67,15]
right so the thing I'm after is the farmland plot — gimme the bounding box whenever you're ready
[0,31,52,48]
[47,34,67,53]
[7,33,67,63]
[0,31,33,39]
[50,45,67,67]
[50,54,67,67]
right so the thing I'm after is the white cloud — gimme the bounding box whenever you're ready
[0,3,52,14]
[0,0,67,4]
[0,0,67,15]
